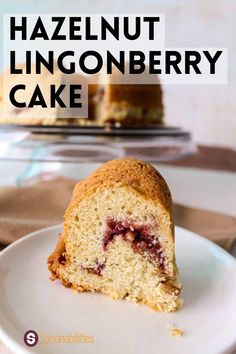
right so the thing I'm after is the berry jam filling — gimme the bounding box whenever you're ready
[104,218,166,269]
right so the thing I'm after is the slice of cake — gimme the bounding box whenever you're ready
[48,158,182,312]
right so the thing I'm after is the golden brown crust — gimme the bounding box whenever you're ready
[66,158,172,219]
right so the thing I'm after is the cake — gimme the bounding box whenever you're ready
[48,158,182,312]
[0,64,163,126]
[93,67,163,125]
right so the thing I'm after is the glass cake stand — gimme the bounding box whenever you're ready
[0,124,197,185]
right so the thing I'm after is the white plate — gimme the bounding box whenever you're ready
[0,225,236,354]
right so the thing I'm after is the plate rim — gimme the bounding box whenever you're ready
[0,224,236,354]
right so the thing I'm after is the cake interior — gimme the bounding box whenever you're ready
[104,218,166,271]
[49,186,182,312]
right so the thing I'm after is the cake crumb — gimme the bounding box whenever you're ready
[167,323,183,337]
[169,328,183,337]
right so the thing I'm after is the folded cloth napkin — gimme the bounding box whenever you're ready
[0,178,235,252]
[173,204,236,251]
[0,178,75,248]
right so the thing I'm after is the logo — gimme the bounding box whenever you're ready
[24,330,39,347]
[23,330,95,346]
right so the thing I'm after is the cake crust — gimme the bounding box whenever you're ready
[70,158,172,217]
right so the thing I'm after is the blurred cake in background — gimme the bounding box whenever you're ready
[94,66,163,125]
[94,84,163,125]
[0,64,91,126]
[0,64,164,127]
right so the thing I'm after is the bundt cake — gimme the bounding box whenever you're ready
[48,158,182,312]
[1,64,163,126]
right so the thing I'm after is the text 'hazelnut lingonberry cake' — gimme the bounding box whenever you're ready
[48,158,182,312]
